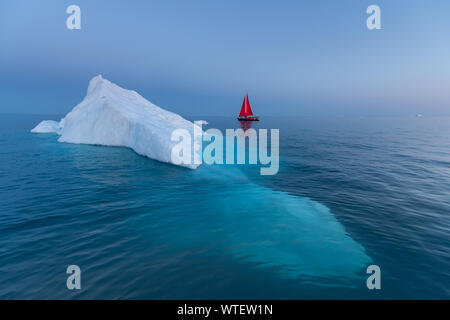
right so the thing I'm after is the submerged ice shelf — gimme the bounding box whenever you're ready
[31,75,201,169]
[133,165,372,284]
[204,167,372,281]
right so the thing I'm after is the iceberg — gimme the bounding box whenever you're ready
[31,75,201,169]
[31,120,62,134]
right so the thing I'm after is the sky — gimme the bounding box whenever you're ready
[1,0,450,116]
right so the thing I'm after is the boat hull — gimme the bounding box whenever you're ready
[238,117,259,121]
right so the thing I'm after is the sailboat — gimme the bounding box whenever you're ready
[237,94,259,121]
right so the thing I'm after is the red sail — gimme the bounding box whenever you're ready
[239,94,253,117]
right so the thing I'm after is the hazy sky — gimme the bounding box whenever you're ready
[1,0,450,116]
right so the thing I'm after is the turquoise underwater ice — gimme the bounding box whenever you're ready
[170,165,372,283]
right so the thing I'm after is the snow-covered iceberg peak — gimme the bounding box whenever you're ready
[31,75,201,169]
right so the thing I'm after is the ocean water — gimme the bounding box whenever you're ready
[0,114,449,299]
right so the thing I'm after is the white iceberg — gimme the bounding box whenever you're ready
[31,120,62,134]
[31,75,201,169]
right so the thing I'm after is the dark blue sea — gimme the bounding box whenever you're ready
[0,114,449,299]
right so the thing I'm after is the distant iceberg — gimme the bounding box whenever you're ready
[31,75,201,169]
